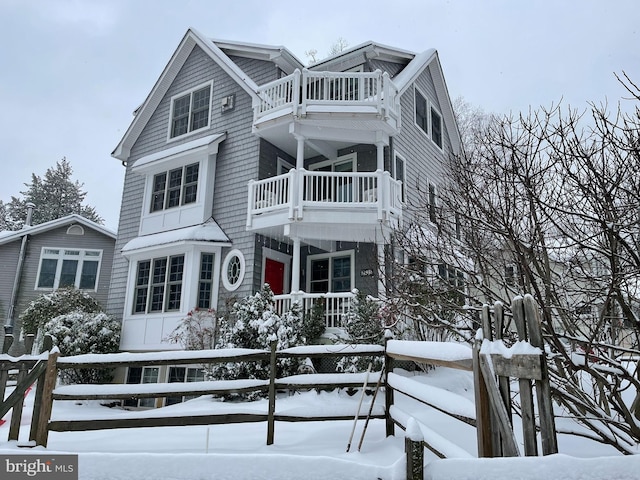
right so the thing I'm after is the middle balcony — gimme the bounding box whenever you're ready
[246,168,403,243]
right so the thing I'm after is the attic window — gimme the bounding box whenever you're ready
[66,225,85,235]
[431,107,442,148]
[414,89,428,135]
[169,81,212,139]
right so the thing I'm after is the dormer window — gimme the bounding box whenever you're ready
[169,82,213,139]
[150,163,199,213]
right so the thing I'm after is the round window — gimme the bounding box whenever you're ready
[222,249,245,291]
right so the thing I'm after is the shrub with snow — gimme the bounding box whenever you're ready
[339,289,385,373]
[212,285,303,393]
[20,287,102,335]
[44,311,121,384]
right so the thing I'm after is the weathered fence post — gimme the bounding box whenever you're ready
[512,296,538,456]
[2,333,13,355]
[30,335,53,442]
[523,294,558,455]
[35,349,59,447]
[266,341,277,445]
[473,330,492,457]
[384,334,395,437]
[405,418,423,480]
[8,363,28,440]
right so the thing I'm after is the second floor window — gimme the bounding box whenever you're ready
[36,248,102,290]
[134,255,184,314]
[170,83,212,139]
[431,107,443,148]
[415,89,428,134]
[151,163,199,213]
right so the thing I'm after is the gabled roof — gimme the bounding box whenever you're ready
[112,28,263,161]
[394,49,462,155]
[310,41,416,70]
[0,214,116,246]
[212,39,304,74]
[308,41,461,154]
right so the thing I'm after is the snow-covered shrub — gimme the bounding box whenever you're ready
[338,289,385,373]
[20,287,102,335]
[301,300,326,345]
[44,311,121,384]
[212,285,303,395]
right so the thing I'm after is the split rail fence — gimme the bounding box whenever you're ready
[1,294,557,472]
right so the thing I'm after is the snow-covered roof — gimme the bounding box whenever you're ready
[121,220,230,255]
[212,39,304,74]
[131,133,226,172]
[0,214,115,246]
[310,41,416,70]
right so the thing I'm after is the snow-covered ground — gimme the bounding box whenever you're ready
[1,366,638,479]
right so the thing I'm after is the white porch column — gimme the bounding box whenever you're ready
[377,243,386,300]
[291,237,302,295]
[295,135,305,169]
[376,141,385,171]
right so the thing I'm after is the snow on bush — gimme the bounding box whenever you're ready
[20,287,102,335]
[338,289,385,373]
[44,310,121,384]
[211,285,304,395]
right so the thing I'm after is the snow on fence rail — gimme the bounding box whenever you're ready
[32,343,385,447]
[384,338,477,460]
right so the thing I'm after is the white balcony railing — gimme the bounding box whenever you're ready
[274,292,355,329]
[254,69,400,123]
[247,169,403,227]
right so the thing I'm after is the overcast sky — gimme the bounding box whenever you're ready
[1,0,638,231]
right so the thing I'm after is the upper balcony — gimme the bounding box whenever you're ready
[252,69,400,154]
[246,168,402,243]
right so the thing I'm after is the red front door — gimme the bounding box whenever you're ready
[264,258,285,295]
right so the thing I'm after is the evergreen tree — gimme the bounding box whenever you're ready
[2,158,102,230]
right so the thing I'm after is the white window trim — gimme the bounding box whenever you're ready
[309,153,357,171]
[393,152,406,203]
[430,104,444,151]
[137,139,223,237]
[35,247,103,291]
[261,247,292,293]
[414,85,430,139]
[277,157,295,175]
[222,249,246,292]
[306,250,355,292]
[166,80,214,142]
[124,243,223,318]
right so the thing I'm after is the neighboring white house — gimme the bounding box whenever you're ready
[108,29,461,360]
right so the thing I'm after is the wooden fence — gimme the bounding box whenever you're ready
[0,294,558,474]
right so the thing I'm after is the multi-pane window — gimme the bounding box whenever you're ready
[125,366,160,408]
[309,254,352,293]
[415,89,428,134]
[36,248,101,290]
[133,255,185,314]
[198,253,214,309]
[394,155,405,202]
[431,107,443,148]
[150,163,199,212]
[438,263,466,305]
[166,366,206,405]
[170,84,211,138]
[428,183,437,223]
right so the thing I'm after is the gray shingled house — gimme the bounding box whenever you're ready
[0,213,116,353]
[108,28,461,371]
